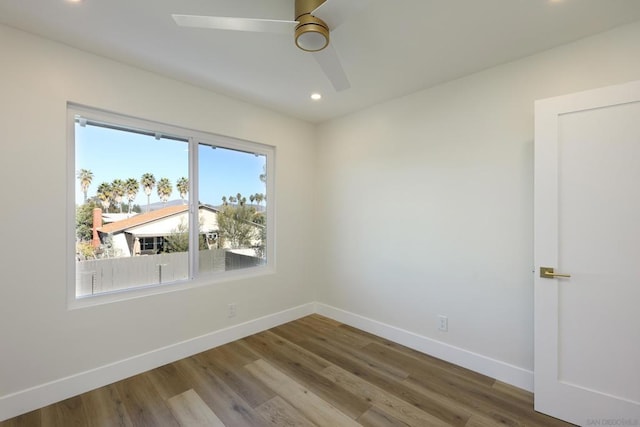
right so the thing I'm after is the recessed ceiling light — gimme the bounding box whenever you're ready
[66,0,83,4]
[310,93,322,101]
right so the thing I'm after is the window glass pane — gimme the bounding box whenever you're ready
[198,144,267,274]
[74,119,189,296]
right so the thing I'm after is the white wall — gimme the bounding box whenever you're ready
[314,20,640,380]
[3,15,640,421]
[0,24,316,418]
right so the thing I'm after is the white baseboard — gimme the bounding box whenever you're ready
[0,302,315,422]
[314,303,534,392]
[1,301,534,422]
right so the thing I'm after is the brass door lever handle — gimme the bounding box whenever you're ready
[540,267,571,279]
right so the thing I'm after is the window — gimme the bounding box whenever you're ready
[70,105,273,301]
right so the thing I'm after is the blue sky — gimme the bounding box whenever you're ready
[75,123,266,208]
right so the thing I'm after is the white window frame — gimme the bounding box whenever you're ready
[67,103,275,308]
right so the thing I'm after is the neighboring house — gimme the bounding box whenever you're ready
[95,204,220,257]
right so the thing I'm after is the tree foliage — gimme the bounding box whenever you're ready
[177,177,188,204]
[157,177,173,206]
[111,179,125,213]
[76,200,99,242]
[125,178,139,214]
[77,169,94,203]
[76,241,96,260]
[163,217,208,253]
[164,219,189,253]
[217,193,264,250]
[140,172,156,212]
[96,182,112,212]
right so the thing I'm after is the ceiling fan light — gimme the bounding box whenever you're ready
[296,29,328,52]
[295,15,329,52]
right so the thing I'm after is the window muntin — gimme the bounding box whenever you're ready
[71,105,273,300]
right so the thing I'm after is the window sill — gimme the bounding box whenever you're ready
[67,264,276,310]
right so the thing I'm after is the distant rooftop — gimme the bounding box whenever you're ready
[102,213,138,224]
[99,205,188,234]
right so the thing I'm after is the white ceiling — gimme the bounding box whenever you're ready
[2,0,640,123]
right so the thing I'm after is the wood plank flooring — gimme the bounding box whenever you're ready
[0,315,576,426]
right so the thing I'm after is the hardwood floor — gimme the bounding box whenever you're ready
[1,315,575,426]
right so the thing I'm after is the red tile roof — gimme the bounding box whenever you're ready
[98,205,188,234]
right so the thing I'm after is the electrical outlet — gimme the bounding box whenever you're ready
[438,315,448,332]
[228,303,237,318]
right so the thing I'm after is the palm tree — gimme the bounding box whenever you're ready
[221,196,227,206]
[96,182,112,213]
[255,193,264,207]
[176,177,188,204]
[111,179,125,213]
[157,178,172,206]
[77,169,94,203]
[250,194,255,205]
[125,178,139,214]
[140,173,156,212]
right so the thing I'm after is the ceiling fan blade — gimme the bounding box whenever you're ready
[312,0,371,30]
[313,44,350,91]
[172,14,297,34]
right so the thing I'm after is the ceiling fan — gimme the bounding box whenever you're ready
[172,0,370,92]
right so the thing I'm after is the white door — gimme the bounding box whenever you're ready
[534,80,640,426]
